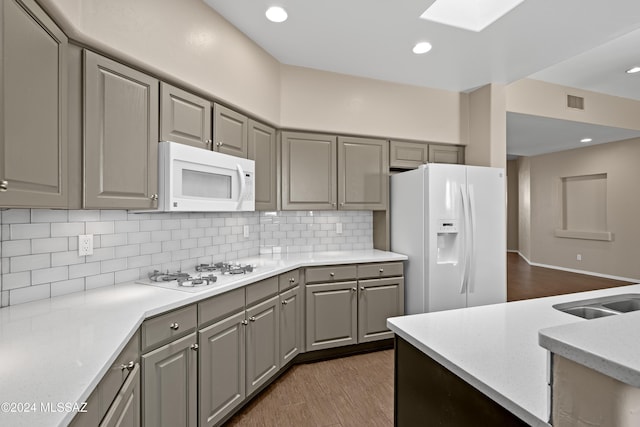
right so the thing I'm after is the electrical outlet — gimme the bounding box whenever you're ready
[336,223,343,234]
[243,225,250,238]
[78,234,94,256]
[577,254,582,261]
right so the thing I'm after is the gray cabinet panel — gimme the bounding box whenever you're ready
[429,144,465,164]
[160,82,211,149]
[338,136,388,210]
[279,286,302,366]
[246,295,280,396]
[248,119,277,210]
[305,281,357,351]
[213,103,248,158]
[198,311,245,427]
[281,131,337,210]
[84,50,158,209]
[0,0,68,207]
[142,333,197,427]
[390,140,428,169]
[100,363,140,427]
[358,277,404,343]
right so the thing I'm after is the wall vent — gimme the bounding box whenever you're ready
[567,94,585,110]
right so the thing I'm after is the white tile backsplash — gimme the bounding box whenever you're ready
[0,209,371,307]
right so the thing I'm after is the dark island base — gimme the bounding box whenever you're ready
[394,336,529,426]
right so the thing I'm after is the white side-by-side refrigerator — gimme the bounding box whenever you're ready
[390,163,506,314]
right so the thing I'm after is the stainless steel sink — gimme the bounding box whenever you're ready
[553,294,640,319]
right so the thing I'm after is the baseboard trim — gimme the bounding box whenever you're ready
[511,252,639,283]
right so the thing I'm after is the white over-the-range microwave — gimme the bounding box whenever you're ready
[157,141,255,212]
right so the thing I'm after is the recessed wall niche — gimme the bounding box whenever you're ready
[554,173,613,241]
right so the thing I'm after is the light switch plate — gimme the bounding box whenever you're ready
[336,223,343,234]
[78,234,94,256]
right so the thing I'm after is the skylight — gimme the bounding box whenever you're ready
[420,0,526,32]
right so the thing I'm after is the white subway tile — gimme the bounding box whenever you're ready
[101,258,127,273]
[100,210,127,221]
[100,233,127,247]
[69,210,100,222]
[51,222,84,237]
[128,232,151,244]
[31,237,68,254]
[86,247,115,262]
[140,219,162,232]
[140,242,161,255]
[189,247,205,259]
[197,237,212,247]
[69,262,101,279]
[151,230,171,242]
[115,268,140,284]
[114,220,139,233]
[151,252,171,265]
[196,218,212,228]
[31,209,69,223]
[1,225,10,241]
[1,291,8,307]
[115,244,140,258]
[172,249,189,261]
[162,241,180,252]
[189,228,205,238]
[181,239,197,249]
[85,273,114,290]
[3,209,31,224]
[10,284,50,305]
[180,219,197,229]
[171,229,189,240]
[162,219,180,230]
[3,272,31,290]
[10,253,50,272]
[51,278,85,297]
[2,240,31,257]
[11,223,50,239]
[32,266,68,285]
[127,255,151,268]
[86,221,115,235]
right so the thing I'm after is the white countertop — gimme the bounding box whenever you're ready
[0,250,406,427]
[387,284,640,427]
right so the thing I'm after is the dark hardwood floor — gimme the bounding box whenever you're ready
[224,253,633,426]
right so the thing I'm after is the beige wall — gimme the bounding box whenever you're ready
[507,79,640,131]
[518,157,532,261]
[523,137,640,280]
[39,0,282,124]
[506,160,519,251]
[466,84,507,168]
[280,65,468,144]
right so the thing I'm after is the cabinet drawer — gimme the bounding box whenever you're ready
[246,276,279,305]
[198,288,245,327]
[278,269,300,292]
[305,265,357,284]
[142,305,197,352]
[358,262,403,279]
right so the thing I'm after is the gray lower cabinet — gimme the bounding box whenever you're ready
[279,285,302,366]
[338,136,388,210]
[357,277,404,343]
[101,363,141,427]
[142,332,197,427]
[213,103,248,158]
[83,50,159,209]
[248,119,277,210]
[281,131,337,210]
[246,295,280,395]
[160,82,212,149]
[198,311,246,427]
[0,0,68,208]
[305,281,358,351]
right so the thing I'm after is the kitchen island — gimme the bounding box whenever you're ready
[387,283,640,426]
[0,249,406,427]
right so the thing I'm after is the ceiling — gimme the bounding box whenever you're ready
[204,0,640,156]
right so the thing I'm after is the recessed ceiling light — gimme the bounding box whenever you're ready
[626,66,640,74]
[265,6,288,23]
[420,0,525,32]
[580,138,592,143]
[413,42,433,54]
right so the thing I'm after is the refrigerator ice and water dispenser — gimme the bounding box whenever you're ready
[436,219,460,264]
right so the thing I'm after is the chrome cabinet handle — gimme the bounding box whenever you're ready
[170,322,179,330]
[340,202,345,206]
[241,320,248,325]
[329,272,335,277]
[190,344,199,351]
[281,300,288,305]
[216,141,223,147]
[351,287,357,292]
[360,286,365,291]
[205,139,212,148]
[0,180,7,192]
[289,277,295,283]
[120,361,135,371]
[150,194,158,201]
[331,202,336,207]
[379,268,384,273]
[249,316,256,322]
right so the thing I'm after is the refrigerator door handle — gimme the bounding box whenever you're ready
[459,185,469,294]
[467,185,477,293]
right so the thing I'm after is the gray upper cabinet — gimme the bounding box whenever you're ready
[160,82,212,149]
[429,144,465,164]
[281,131,337,210]
[213,103,248,158]
[0,0,68,208]
[83,51,159,209]
[390,140,428,169]
[248,120,277,210]
[338,136,388,210]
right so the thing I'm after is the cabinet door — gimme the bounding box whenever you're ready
[160,82,211,149]
[142,333,197,427]
[390,140,428,169]
[198,311,245,427]
[213,103,248,158]
[358,277,404,343]
[248,120,277,210]
[0,0,68,207]
[279,286,302,366]
[281,131,337,210]
[246,295,280,396]
[84,50,159,209]
[305,281,357,351]
[338,136,388,210]
[428,144,465,164]
[100,363,140,427]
